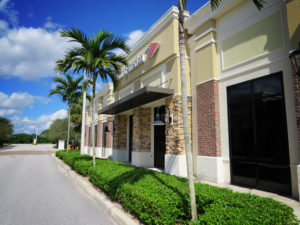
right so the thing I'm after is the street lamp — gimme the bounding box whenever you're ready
[289,42,300,76]
[153,105,173,125]
[104,120,115,132]
[104,124,110,132]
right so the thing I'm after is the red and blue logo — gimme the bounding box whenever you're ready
[145,42,159,58]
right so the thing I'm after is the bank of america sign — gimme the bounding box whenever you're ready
[145,42,159,57]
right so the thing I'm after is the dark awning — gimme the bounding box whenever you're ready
[99,86,174,115]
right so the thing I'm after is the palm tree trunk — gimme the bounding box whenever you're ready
[80,72,87,154]
[67,107,71,150]
[91,83,96,167]
[178,9,197,221]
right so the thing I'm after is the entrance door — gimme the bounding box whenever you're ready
[227,72,291,196]
[154,125,166,169]
[129,115,133,162]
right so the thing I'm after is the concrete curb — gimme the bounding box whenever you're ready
[53,155,140,225]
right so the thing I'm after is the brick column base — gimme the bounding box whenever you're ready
[196,79,221,157]
[133,108,151,152]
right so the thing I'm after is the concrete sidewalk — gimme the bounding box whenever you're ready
[53,155,140,225]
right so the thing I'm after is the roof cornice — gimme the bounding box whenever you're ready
[185,0,243,33]
[128,6,190,59]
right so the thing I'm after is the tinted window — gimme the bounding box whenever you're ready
[227,72,291,195]
[253,75,282,98]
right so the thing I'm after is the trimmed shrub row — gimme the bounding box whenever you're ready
[56,150,299,225]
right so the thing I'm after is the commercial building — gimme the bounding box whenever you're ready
[82,83,114,159]
[83,0,300,199]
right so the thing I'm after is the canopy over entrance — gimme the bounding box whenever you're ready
[98,86,174,115]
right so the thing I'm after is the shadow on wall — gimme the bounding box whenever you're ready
[290,24,300,50]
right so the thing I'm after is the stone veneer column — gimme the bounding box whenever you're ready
[132,108,151,151]
[196,80,220,157]
[165,95,192,155]
[106,117,113,148]
[113,115,127,150]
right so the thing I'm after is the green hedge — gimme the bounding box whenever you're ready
[63,150,91,170]
[74,160,93,176]
[55,150,67,159]
[56,150,299,225]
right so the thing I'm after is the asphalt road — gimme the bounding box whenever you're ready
[0,144,116,225]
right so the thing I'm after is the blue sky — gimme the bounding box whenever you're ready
[0,0,207,134]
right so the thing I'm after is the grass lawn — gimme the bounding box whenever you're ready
[56,150,299,225]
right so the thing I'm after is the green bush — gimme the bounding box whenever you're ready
[56,151,299,225]
[55,150,68,159]
[62,150,91,169]
[74,160,93,176]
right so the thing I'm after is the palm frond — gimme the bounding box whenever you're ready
[60,27,89,48]
[210,0,265,10]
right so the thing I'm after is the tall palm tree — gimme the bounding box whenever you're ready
[70,93,91,133]
[210,0,265,10]
[177,0,266,221]
[49,73,83,149]
[56,28,129,167]
[177,0,197,221]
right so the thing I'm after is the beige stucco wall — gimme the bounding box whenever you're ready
[222,11,283,69]
[117,18,178,91]
[189,20,218,86]
[116,16,191,95]
[286,0,300,50]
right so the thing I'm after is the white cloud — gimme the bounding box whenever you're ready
[126,30,145,47]
[114,29,145,56]
[0,0,9,9]
[0,91,50,116]
[0,19,8,34]
[0,0,18,27]
[43,16,63,30]
[11,109,67,134]
[0,27,76,80]
[0,109,18,117]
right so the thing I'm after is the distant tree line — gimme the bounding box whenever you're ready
[0,116,80,146]
[0,117,13,146]
[9,133,51,144]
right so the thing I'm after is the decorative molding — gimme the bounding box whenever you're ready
[219,54,288,82]
[128,7,190,59]
[195,39,216,52]
[194,27,216,41]
[195,78,219,86]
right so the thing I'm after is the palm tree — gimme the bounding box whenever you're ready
[210,0,265,10]
[49,73,84,149]
[70,93,91,133]
[56,28,129,167]
[177,0,197,221]
[177,0,266,221]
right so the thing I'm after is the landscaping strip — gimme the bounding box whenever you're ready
[56,150,299,225]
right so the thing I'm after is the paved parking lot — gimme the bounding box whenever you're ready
[0,144,116,225]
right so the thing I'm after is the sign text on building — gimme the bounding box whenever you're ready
[119,55,145,78]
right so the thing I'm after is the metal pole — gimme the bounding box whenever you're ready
[35,128,38,145]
